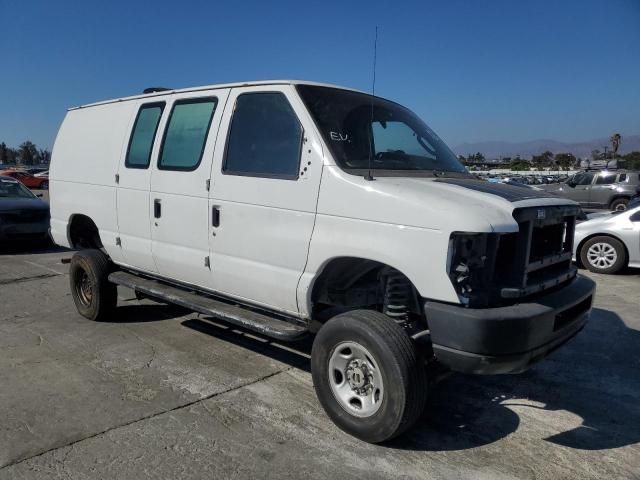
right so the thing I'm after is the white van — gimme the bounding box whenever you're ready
[50,80,595,442]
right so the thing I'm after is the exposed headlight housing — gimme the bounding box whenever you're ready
[446,232,499,307]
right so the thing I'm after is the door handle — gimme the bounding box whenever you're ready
[154,199,161,218]
[212,206,220,227]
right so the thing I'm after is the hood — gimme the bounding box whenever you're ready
[319,167,577,233]
[0,197,49,213]
[434,178,561,202]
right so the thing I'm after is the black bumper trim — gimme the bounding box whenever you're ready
[425,275,595,374]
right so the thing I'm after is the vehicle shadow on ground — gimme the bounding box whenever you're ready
[103,302,191,323]
[182,317,313,372]
[183,308,640,453]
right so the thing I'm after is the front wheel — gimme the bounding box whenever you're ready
[580,236,627,274]
[311,310,427,443]
[69,249,117,321]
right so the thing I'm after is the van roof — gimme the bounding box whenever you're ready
[69,80,368,110]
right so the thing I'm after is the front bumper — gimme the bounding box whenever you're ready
[425,275,595,374]
[0,221,50,242]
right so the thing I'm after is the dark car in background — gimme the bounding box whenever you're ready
[541,170,640,211]
[0,175,50,244]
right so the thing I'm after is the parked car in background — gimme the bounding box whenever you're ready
[26,167,49,175]
[542,170,640,211]
[34,170,49,178]
[573,206,640,274]
[0,170,49,190]
[0,175,50,244]
[501,179,543,190]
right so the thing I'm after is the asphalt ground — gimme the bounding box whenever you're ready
[0,243,639,479]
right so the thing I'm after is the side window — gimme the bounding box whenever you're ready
[576,173,594,186]
[223,92,303,179]
[595,173,616,185]
[618,173,627,182]
[630,211,640,222]
[158,98,217,171]
[126,103,165,169]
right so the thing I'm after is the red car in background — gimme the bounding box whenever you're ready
[0,170,48,189]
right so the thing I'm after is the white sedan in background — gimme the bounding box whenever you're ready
[574,206,640,274]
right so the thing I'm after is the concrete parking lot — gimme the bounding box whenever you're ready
[0,246,639,479]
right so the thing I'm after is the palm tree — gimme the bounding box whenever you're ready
[610,133,622,156]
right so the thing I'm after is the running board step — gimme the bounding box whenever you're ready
[108,271,308,341]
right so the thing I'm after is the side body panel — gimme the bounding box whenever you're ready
[49,103,133,265]
[588,183,615,208]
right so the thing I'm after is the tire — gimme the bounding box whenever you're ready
[311,310,427,443]
[579,236,627,274]
[69,249,117,321]
[610,197,629,212]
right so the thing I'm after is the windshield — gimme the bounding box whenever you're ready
[296,85,467,176]
[0,178,36,198]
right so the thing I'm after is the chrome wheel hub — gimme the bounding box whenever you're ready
[587,242,617,269]
[346,359,373,395]
[328,341,383,418]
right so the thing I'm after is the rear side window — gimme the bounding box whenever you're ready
[126,103,164,169]
[159,98,217,171]
[595,173,616,185]
[223,92,303,179]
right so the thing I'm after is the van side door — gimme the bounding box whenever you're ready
[116,100,168,272]
[149,89,230,288]
[208,85,323,315]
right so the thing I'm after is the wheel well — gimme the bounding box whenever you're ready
[310,257,423,326]
[609,195,630,208]
[576,233,629,267]
[68,214,103,250]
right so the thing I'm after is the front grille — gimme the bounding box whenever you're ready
[498,206,579,300]
[530,223,565,261]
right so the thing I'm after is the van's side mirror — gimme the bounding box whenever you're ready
[566,180,576,188]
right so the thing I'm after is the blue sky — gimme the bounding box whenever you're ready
[1,0,639,150]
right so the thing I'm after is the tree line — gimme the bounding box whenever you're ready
[0,141,51,166]
[459,133,640,171]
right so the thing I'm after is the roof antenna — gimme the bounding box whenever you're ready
[364,26,378,182]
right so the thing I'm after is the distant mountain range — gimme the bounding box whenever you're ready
[453,134,640,159]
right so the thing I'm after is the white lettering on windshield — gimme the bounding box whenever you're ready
[330,131,350,142]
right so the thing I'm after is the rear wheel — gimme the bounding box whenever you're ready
[311,310,427,443]
[610,197,629,212]
[580,236,627,274]
[69,249,117,321]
